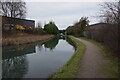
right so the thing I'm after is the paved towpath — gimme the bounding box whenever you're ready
[74,37,111,78]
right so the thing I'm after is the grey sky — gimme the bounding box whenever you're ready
[26,2,101,29]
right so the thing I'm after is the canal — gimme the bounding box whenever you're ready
[2,36,76,78]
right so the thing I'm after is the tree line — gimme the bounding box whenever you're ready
[66,17,89,37]
[0,0,60,35]
[66,1,120,55]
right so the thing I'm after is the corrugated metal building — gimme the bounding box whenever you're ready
[1,16,35,30]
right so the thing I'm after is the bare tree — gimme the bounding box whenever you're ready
[0,0,26,19]
[97,0,120,54]
[99,0,120,24]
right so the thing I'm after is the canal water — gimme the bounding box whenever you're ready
[2,36,76,78]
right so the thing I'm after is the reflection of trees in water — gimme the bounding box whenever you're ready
[2,42,44,78]
[2,55,28,78]
[3,44,36,60]
[43,36,76,51]
[44,37,59,50]
[36,43,44,52]
[65,37,76,51]
[38,44,43,51]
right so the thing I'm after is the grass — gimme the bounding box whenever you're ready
[79,37,119,78]
[2,34,54,46]
[52,36,86,78]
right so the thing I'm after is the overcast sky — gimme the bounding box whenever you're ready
[26,2,101,29]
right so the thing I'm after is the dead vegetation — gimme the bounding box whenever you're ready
[2,33,54,46]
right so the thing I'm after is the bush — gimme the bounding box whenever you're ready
[44,21,59,34]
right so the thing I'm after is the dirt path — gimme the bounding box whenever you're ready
[74,37,111,78]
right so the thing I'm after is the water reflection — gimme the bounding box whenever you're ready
[44,37,59,50]
[2,56,28,78]
[66,37,77,51]
[2,36,75,78]
[3,44,36,60]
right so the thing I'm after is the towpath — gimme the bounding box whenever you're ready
[74,37,113,78]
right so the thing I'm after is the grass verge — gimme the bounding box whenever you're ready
[52,36,86,78]
[79,37,119,78]
[2,34,54,46]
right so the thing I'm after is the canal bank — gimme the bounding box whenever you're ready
[2,34,55,46]
[52,36,86,78]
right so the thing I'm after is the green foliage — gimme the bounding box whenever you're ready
[59,30,66,35]
[66,17,89,36]
[44,21,59,34]
[66,26,74,35]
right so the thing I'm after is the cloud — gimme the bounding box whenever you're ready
[26,2,100,29]
[25,0,112,2]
